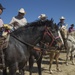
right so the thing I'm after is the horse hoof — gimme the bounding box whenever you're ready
[72,63,75,65]
[66,63,68,66]
[57,69,62,72]
[57,68,61,72]
[49,70,53,74]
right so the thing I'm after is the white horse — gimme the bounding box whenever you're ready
[60,26,75,65]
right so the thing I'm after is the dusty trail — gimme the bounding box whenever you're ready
[0,52,75,75]
[25,52,75,75]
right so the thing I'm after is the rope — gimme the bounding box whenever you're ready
[10,34,45,51]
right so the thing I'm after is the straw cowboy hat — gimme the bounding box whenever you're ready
[18,8,26,14]
[60,16,65,20]
[38,14,47,19]
[0,3,5,9]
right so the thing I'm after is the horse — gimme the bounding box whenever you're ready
[29,20,60,75]
[46,24,62,74]
[28,21,62,74]
[60,26,75,65]
[0,19,61,75]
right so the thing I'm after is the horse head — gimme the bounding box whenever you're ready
[41,19,62,49]
[60,25,68,39]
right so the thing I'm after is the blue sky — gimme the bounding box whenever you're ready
[0,0,75,28]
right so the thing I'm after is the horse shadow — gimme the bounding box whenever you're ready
[42,54,66,65]
[0,70,21,75]
[25,64,47,73]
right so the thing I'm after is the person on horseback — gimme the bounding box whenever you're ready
[38,14,47,21]
[57,16,67,29]
[35,14,48,48]
[57,16,68,48]
[9,8,27,31]
[37,14,48,25]
[0,3,5,36]
[68,24,75,33]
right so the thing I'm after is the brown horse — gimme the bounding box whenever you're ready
[42,24,62,74]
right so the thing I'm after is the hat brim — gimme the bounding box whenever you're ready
[19,12,26,14]
[60,19,65,20]
[0,7,5,9]
[38,16,47,19]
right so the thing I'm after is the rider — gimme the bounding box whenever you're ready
[37,14,48,25]
[57,16,67,48]
[36,14,48,47]
[38,14,47,21]
[9,8,27,31]
[0,3,5,36]
[68,24,75,33]
[57,16,67,29]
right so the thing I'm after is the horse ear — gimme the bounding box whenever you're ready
[51,18,54,22]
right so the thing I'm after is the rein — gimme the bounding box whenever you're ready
[43,27,60,47]
[10,33,46,51]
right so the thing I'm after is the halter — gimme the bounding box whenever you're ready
[43,26,60,47]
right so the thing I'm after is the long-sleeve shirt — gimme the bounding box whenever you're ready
[57,22,66,29]
[0,18,4,27]
[0,18,4,36]
[9,16,27,30]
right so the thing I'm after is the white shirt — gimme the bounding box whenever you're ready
[0,18,4,27]
[9,17,27,29]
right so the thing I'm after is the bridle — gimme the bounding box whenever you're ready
[42,26,60,47]
[11,25,60,51]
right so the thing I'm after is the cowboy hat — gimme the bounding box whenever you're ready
[18,8,26,14]
[38,14,47,19]
[60,16,65,19]
[0,4,5,9]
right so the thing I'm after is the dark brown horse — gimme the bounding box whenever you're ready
[0,19,61,75]
[28,20,62,75]
[0,19,62,75]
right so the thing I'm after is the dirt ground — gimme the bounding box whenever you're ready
[0,51,75,75]
[25,51,75,75]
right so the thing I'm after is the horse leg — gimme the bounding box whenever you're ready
[49,52,55,74]
[9,63,17,75]
[66,48,70,66]
[29,55,34,75]
[19,61,27,75]
[36,55,42,75]
[70,50,75,65]
[55,51,61,71]
[3,67,7,75]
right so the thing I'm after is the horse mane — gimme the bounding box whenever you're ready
[24,19,54,27]
[10,18,56,37]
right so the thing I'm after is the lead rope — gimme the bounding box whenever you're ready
[11,34,46,50]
